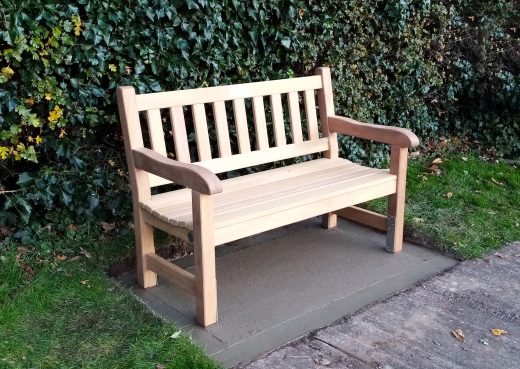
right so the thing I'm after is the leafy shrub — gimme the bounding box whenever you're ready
[0,0,518,238]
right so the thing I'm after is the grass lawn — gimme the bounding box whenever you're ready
[368,154,520,259]
[0,248,221,369]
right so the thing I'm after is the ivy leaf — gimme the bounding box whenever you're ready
[17,172,33,186]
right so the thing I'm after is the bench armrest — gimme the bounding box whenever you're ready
[132,148,223,195]
[328,116,419,148]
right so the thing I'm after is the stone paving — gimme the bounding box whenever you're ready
[239,242,520,369]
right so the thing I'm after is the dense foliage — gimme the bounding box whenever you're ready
[0,0,518,237]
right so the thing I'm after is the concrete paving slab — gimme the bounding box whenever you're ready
[241,242,520,369]
[122,217,456,368]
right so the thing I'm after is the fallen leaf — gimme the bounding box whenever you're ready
[80,280,91,287]
[101,222,116,232]
[491,178,503,186]
[445,192,453,199]
[432,157,443,164]
[494,252,506,259]
[170,330,182,339]
[409,151,421,158]
[462,157,468,162]
[491,328,507,336]
[56,255,68,261]
[452,328,465,342]
[412,217,425,224]
[156,364,165,369]
[427,165,442,175]
[438,139,448,149]
[68,224,78,231]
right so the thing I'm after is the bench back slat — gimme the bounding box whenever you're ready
[252,96,269,150]
[232,98,251,153]
[169,106,191,163]
[192,103,212,161]
[303,90,319,141]
[212,101,232,157]
[287,91,303,144]
[270,93,286,146]
[146,109,167,156]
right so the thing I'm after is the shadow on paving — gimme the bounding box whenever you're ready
[122,217,456,367]
[239,242,520,369]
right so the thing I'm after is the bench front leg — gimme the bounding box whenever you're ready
[135,206,158,288]
[192,191,218,327]
[386,146,409,253]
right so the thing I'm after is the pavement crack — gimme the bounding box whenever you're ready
[311,336,377,368]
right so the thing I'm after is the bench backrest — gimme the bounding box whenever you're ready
[117,67,337,188]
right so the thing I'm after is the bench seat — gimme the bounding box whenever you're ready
[140,158,396,245]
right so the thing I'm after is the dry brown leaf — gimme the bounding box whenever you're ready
[452,328,465,342]
[491,328,507,336]
[68,224,78,231]
[156,364,165,369]
[427,165,442,175]
[494,252,506,259]
[101,222,116,232]
[56,255,68,261]
[432,157,443,164]
[409,151,421,158]
[412,217,425,224]
[445,192,453,199]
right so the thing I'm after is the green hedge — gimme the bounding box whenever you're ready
[1,0,518,236]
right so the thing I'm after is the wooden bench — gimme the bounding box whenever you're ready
[116,67,419,327]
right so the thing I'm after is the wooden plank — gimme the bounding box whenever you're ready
[252,96,269,150]
[195,138,330,174]
[387,146,408,253]
[212,101,232,157]
[316,67,338,160]
[192,192,218,326]
[145,253,196,295]
[135,76,323,110]
[304,89,319,140]
[232,98,251,153]
[287,91,303,144]
[146,109,167,156]
[214,181,395,245]
[335,206,388,231]
[192,104,212,161]
[169,106,191,162]
[270,93,286,146]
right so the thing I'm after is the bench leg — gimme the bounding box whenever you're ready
[135,208,157,288]
[321,213,337,229]
[193,193,218,327]
[386,146,408,253]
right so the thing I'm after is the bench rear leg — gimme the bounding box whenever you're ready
[321,213,337,229]
[135,208,157,288]
[386,146,408,253]
[193,193,218,327]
